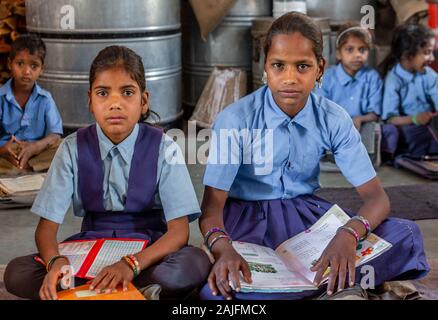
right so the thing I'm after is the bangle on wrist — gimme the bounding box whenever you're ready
[350,216,371,241]
[412,114,419,125]
[337,226,360,244]
[121,255,140,278]
[204,227,228,248]
[46,255,69,273]
[208,235,232,253]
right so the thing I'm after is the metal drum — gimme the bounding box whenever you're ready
[25,0,182,129]
[251,17,331,90]
[26,0,180,33]
[306,0,377,22]
[182,0,272,108]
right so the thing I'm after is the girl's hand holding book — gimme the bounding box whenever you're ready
[310,231,357,296]
[208,246,252,300]
[90,261,134,294]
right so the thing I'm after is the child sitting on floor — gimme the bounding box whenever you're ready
[0,34,63,171]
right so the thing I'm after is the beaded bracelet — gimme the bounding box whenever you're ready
[208,235,232,252]
[46,255,69,273]
[337,226,360,244]
[350,216,371,241]
[204,227,228,247]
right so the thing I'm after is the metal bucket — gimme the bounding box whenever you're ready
[306,0,377,22]
[25,0,182,128]
[251,16,331,90]
[182,0,272,108]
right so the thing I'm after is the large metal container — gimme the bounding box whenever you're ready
[306,0,377,22]
[251,17,331,90]
[25,0,182,128]
[26,0,180,34]
[182,0,272,108]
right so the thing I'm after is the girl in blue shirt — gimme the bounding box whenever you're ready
[4,46,210,300]
[199,13,428,300]
[316,22,399,160]
[382,23,438,157]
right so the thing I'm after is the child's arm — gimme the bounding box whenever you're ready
[198,186,252,300]
[388,112,433,126]
[312,177,389,295]
[352,112,378,130]
[16,133,61,169]
[90,216,191,294]
[35,217,70,300]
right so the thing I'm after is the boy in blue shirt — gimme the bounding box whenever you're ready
[0,34,63,170]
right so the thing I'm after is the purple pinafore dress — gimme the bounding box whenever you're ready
[64,124,167,243]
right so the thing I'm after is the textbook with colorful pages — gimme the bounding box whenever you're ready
[58,282,146,300]
[232,205,392,293]
[54,238,148,279]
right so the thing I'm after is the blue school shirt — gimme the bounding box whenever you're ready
[0,79,63,146]
[315,64,383,117]
[382,64,438,120]
[31,123,201,224]
[203,86,376,201]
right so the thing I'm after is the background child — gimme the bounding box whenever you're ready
[4,46,210,300]
[0,34,62,170]
[382,23,438,157]
[316,22,398,162]
[199,13,428,300]
[317,22,381,131]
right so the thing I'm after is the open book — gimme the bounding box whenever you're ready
[0,173,46,197]
[233,205,392,293]
[35,238,148,279]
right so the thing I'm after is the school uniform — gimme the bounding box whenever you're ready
[4,123,211,300]
[382,64,438,156]
[316,64,399,156]
[0,79,63,146]
[200,86,429,300]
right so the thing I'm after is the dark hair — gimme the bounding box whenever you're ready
[89,45,159,124]
[380,23,434,75]
[264,12,324,63]
[336,21,373,50]
[9,34,46,64]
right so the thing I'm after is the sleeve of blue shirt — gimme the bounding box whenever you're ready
[44,93,63,135]
[203,108,242,192]
[157,135,201,223]
[382,72,401,120]
[31,137,75,224]
[0,100,6,147]
[426,68,438,110]
[366,71,383,115]
[331,110,376,187]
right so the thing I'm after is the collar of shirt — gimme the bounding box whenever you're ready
[335,63,367,86]
[265,87,316,131]
[0,78,44,109]
[394,63,416,82]
[96,123,139,164]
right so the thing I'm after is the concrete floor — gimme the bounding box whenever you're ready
[0,162,437,264]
